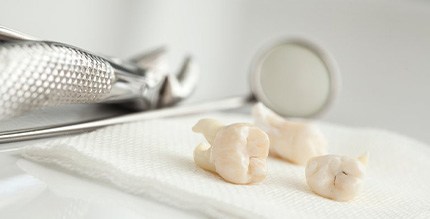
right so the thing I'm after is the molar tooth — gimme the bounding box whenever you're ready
[192,118,270,185]
[305,154,368,201]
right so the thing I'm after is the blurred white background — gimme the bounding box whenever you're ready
[1,0,429,144]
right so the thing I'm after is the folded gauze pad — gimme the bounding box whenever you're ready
[22,113,430,218]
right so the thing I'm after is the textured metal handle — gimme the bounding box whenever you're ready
[0,41,115,119]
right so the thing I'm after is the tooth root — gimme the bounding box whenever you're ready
[194,142,216,172]
[253,103,286,129]
[157,56,199,107]
[358,152,369,166]
[129,47,168,72]
[192,118,224,144]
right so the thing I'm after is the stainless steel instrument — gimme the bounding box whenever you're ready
[0,26,198,119]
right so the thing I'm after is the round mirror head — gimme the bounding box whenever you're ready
[251,38,338,118]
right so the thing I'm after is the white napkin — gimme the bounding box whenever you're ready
[22,113,430,218]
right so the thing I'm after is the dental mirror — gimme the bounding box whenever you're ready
[0,37,339,143]
[250,38,338,118]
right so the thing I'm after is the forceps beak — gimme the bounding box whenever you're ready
[130,47,199,107]
[158,56,199,107]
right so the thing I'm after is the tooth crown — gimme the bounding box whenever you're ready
[193,119,270,185]
[305,155,367,201]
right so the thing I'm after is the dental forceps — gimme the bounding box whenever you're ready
[0,26,198,119]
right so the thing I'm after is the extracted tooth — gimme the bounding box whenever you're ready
[192,118,270,184]
[305,154,368,201]
[252,103,327,165]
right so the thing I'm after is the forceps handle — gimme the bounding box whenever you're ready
[0,96,254,144]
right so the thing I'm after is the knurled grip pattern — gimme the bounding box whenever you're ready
[0,41,115,119]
